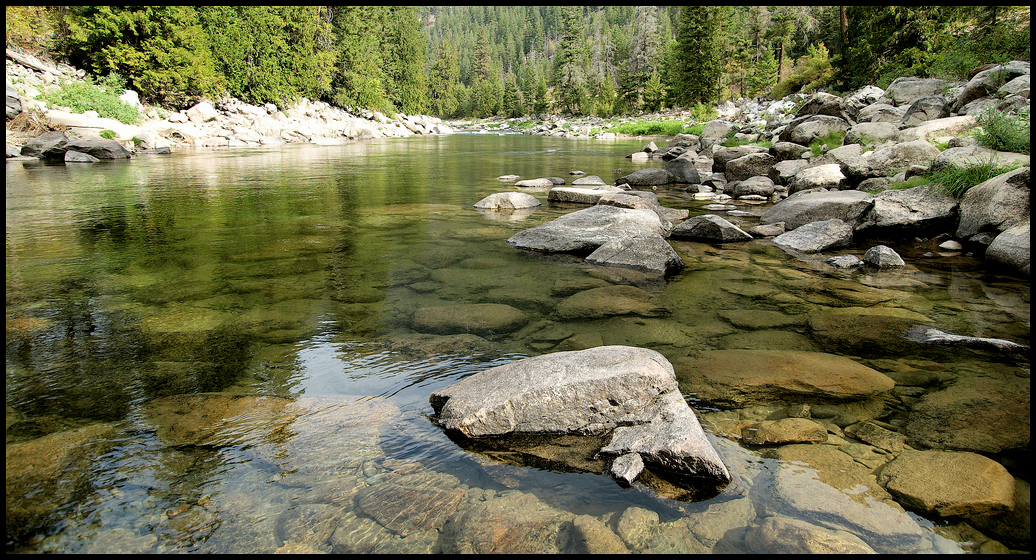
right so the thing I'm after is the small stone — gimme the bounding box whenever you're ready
[863,245,905,268]
[610,452,645,485]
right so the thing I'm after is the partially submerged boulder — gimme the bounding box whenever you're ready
[429,346,731,492]
[473,192,541,209]
[506,204,666,254]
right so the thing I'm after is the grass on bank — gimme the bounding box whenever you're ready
[974,108,1030,154]
[928,160,1023,199]
[40,73,141,125]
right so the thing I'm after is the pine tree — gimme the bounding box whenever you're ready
[385,6,427,115]
[329,6,391,113]
[672,6,723,107]
[502,73,524,117]
[746,49,778,98]
[552,6,590,115]
[470,29,501,117]
[427,36,461,117]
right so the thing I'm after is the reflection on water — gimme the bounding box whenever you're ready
[6,135,1029,553]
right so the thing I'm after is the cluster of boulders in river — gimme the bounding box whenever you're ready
[475,60,1030,279]
[6,47,452,160]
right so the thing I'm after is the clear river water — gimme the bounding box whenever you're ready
[5,133,1030,553]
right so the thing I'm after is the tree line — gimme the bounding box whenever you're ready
[6,6,1029,118]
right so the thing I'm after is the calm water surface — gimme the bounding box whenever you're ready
[6,134,1029,553]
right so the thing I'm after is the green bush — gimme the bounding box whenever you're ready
[40,76,141,124]
[974,109,1030,154]
[99,129,117,139]
[772,42,836,99]
[689,102,717,124]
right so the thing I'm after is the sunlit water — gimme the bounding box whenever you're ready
[6,134,1029,553]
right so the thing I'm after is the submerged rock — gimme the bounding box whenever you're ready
[674,349,895,408]
[878,450,1015,518]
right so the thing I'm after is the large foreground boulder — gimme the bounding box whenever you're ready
[429,346,730,486]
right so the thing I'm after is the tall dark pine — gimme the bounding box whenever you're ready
[672,6,721,107]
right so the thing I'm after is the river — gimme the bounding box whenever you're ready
[5,134,1029,553]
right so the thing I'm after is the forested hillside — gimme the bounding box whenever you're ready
[6,6,1030,119]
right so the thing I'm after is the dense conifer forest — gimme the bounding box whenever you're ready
[5,6,1030,118]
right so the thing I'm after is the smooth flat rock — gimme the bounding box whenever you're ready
[547,185,624,204]
[411,303,529,336]
[554,284,670,320]
[670,214,753,242]
[772,219,853,253]
[674,349,895,408]
[878,451,1015,518]
[808,306,933,355]
[761,189,873,230]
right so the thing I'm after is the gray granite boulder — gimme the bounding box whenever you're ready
[773,219,854,253]
[782,115,850,146]
[507,205,666,253]
[858,103,907,123]
[842,85,885,122]
[515,178,556,189]
[953,60,1030,111]
[429,345,731,484]
[664,155,702,184]
[670,214,753,243]
[547,185,624,204]
[788,163,846,193]
[761,189,873,230]
[843,122,900,146]
[900,96,950,126]
[585,233,685,274]
[572,174,607,185]
[769,141,811,161]
[725,152,778,183]
[731,175,776,198]
[698,120,738,151]
[985,219,1030,277]
[6,80,22,119]
[616,167,679,187]
[713,145,769,171]
[955,167,1029,244]
[41,138,131,160]
[855,183,958,235]
[20,131,71,158]
[865,139,941,178]
[929,146,1030,173]
[862,245,905,268]
[878,77,949,107]
[769,159,809,186]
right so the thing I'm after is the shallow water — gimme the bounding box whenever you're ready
[6,134,1029,553]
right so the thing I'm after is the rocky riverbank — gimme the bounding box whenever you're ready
[6,47,452,156]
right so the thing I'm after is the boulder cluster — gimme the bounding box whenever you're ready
[477,61,1030,278]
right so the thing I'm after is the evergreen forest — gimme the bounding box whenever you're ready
[6,6,1030,118]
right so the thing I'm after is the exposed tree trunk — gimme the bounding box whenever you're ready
[839,6,847,56]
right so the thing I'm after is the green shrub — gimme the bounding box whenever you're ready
[772,42,836,99]
[689,102,717,123]
[682,123,707,136]
[926,161,1022,199]
[40,77,141,124]
[974,109,1030,154]
[99,129,117,139]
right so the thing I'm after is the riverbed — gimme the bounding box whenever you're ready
[6,134,1029,553]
